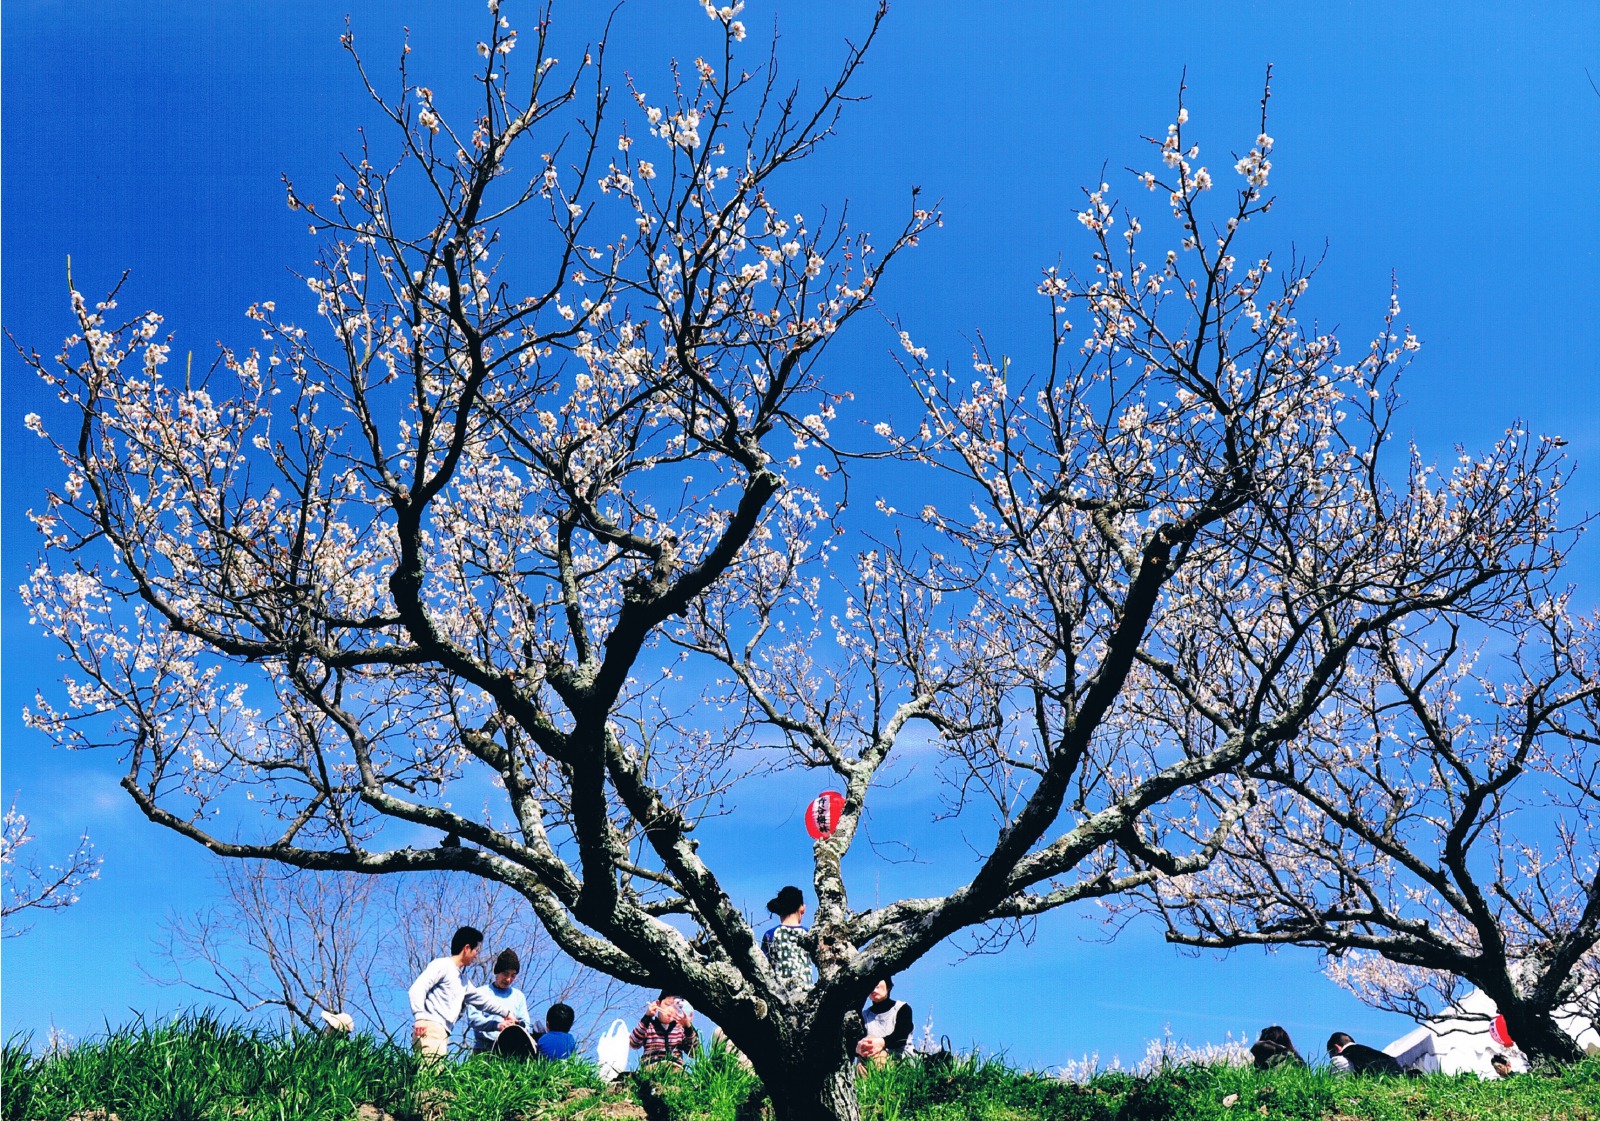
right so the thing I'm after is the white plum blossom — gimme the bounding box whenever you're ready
[3,795,100,936]
[13,9,1579,1104]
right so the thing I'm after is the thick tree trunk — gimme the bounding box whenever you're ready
[1497,1004,1584,1065]
[756,1054,861,1121]
[722,992,869,1121]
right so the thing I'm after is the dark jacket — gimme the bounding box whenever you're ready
[1251,1039,1304,1070]
[1338,1042,1402,1076]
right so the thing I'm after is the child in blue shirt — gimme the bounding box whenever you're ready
[537,1002,578,1060]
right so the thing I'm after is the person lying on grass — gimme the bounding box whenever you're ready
[407,925,518,1059]
[1326,1031,1403,1076]
[630,992,699,1067]
[464,949,535,1056]
[855,978,913,1065]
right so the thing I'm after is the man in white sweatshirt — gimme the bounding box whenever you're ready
[408,925,516,1058]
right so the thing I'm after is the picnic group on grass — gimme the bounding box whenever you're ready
[403,884,914,1071]
[404,885,1516,1080]
[406,925,576,1060]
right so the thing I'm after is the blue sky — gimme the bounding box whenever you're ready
[4,0,1599,1071]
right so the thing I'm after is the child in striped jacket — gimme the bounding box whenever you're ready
[629,992,699,1066]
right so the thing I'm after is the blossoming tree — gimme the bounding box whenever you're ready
[1,795,99,937]
[17,4,1571,1116]
[1136,598,1600,1064]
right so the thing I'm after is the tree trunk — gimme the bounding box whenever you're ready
[1497,1003,1585,1065]
[759,1054,860,1121]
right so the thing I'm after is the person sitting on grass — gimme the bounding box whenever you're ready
[537,1002,578,1060]
[1250,1025,1305,1069]
[629,992,699,1067]
[1490,1053,1517,1079]
[408,925,517,1059]
[855,978,913,1064]
[1325,1031,1402,1076]
[464,949,534,1056]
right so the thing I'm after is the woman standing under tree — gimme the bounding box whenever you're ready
[761,886,816,998]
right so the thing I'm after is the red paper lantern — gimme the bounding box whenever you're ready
[1491,1014,1515,1049]
[806,791,845,840]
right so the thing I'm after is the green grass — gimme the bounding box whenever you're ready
[1106,1059,1600,1121]
[1,1014,607,1121]
[6,1015,1600,1120]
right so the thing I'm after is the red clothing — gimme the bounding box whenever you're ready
[629,1016,698,1065]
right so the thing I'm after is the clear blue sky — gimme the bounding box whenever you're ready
[4,0,1598,1071]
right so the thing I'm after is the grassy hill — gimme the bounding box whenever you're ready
[5,1015,1600,1121]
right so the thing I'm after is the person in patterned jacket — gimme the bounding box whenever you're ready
[629,992,700,1066]
[760,885,815,997]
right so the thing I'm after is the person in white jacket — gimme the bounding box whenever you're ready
[408,925,516,1058]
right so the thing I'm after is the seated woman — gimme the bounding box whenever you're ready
[854,978,913,1064]
[1250,1025,1305,1069]
[464,949,534,1056]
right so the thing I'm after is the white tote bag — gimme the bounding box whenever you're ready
[596,1017,631,1081]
